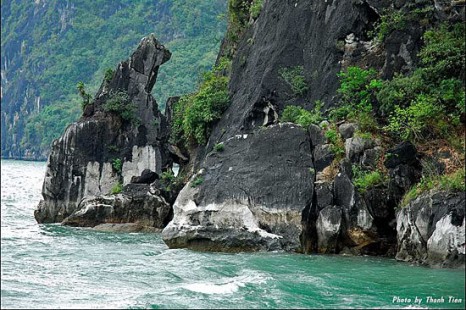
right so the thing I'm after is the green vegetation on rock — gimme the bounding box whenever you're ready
[401,168,465,206]
[171,58,231,146]
[330,66,381,132]
[111,182,123,195]
[381,23,465,143]
[279,66,308,97]
[324,127,345,158]
[161,170,183,192]
[2,0,227,157]
[281,101,323,128]
[111,158,123,174]
[214,143,225,152]
[352,166,386,193]
[103,90,138,124]
[77,82,92,110]
[249,0,264,20]
[191,175,204,188]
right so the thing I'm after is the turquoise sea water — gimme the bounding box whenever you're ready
[1,159,465,309]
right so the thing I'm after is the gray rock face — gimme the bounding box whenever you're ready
[35,35,171,223]
[345,137,375,163]
[339,123,358,139]
[162,124,314,252]
[317,206,342,253]
[396,191,465,268]
[207,0,430,151]
[61,184,172,231]
[385,142,422,205]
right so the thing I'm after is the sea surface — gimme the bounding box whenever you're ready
[1,159,465,309]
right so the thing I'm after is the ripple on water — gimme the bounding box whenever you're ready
[1,159,465,309]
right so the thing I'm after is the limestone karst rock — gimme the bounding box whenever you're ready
[35,34,172,227]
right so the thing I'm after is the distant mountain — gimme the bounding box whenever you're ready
[0,0,226,160]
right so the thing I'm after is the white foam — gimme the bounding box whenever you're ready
[183,272,268,295]
[184,282,242,294]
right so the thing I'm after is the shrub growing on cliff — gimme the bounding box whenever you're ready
[77,82,92,110]
[375,9,407,41]
[171,59,231,146]
[249,0,264,19]
[352,166,385,193]
[381,23,465,143]
[103,90,138,123]
[111,182,123,195]
[330,67,381,132]
[112,158,123,174]
[419,23,465,81]
[226,0,254,55]
[214,143,225,152]
[401,168,465,206]
[161,170,183,192]
[385,94,446,142]
[279,66,308,97]
[281,101,322,127]
[191,176,204,188]
[325,127,345,158]
[104,68,114,83]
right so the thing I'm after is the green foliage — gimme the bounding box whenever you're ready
[191,175,204,188]
[111,182,123,195]
[374,5,434,42]
[418,23,465,81]
[111,158,123,174]
[161,171,175,185]
[2,0,227,155]
[171,60,231,146]
[352,166,385,193]
[107,144,119,153]
[375,9,407,41]
[330,67,381,132]
[336,67,380,108]
[104,68,114,83]
[161,170,183,192]
[401,168,465,206]
[281,101,323,127]
[249,0,264,19]
[77,82,92,110]
[325,128,345,158]
[21,99,81,149]
[381,23,465,142]
[214,143,225,152]
[376,70,427,115]
[226,0,253,55]
[385,94,446,141]
[279,66,308,97]
[103,90,138,123]
[354,131,372,140]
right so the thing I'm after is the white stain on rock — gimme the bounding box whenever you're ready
[122,145,158,185]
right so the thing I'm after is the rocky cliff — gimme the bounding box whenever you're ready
[35,0,465,268]
[397,190,465,268]
[35,35,173,230]
[161,0,465,267]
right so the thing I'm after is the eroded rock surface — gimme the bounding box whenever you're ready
[162,124,314,252]
[61,184,172,232]
[35,35,171,224]
[396,191,465,268]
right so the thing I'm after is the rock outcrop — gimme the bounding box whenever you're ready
[396,191,465,268]
[33,0,464,269]
[162,124,314,252]
[61,184,172,232]
[306,124,397,256]
[162,0,462,255]
[35,34,172,228]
